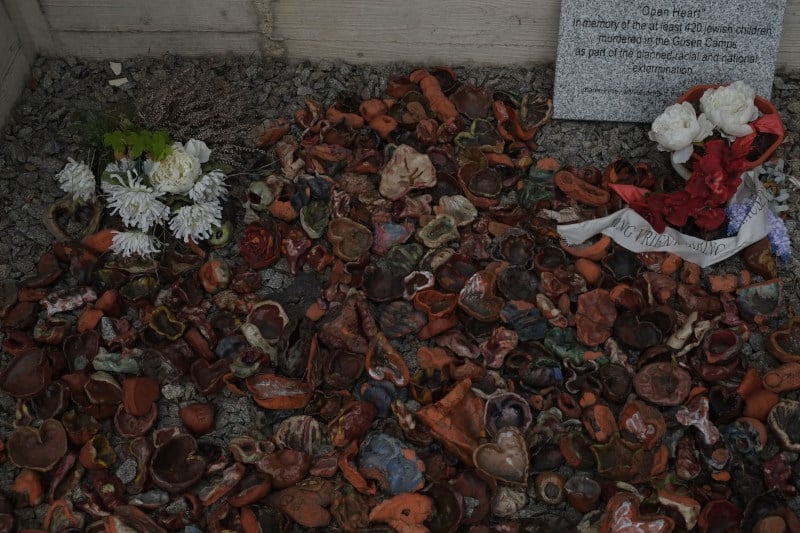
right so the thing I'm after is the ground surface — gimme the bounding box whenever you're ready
[2,56,800,529]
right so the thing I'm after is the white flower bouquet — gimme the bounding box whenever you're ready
[648,81,784,179]
[54,132,229,257]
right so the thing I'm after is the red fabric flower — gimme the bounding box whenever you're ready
[692,204,726,231]
[629,197,666,234]
[240,223,281,269]
[648,191,697,229]
[685,137,751,206]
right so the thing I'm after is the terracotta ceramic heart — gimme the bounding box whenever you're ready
[767,317,800,364]
[327,218,373,262]
[7,419,68,472]
[473,426,529,485]
[43,195,104,242]
[600,492,675,533]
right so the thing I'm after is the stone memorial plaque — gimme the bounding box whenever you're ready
[553,0,787,122]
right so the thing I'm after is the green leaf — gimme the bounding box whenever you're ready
[103,131,126,154]
[150,131,173,161]
[125,131,148,160]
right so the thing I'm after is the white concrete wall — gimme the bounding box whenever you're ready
[0,0,35,129]
[15,0,800,68]
[3,0,800,124]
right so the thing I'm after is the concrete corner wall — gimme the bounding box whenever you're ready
[3,0,800,125]
[0,0,36,130]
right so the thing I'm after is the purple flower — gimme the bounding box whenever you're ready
[726,200,791,262]
[768,211,791,262]
[726,200,755,236]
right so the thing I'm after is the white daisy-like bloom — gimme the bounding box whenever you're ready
[188,170,228,203]
[169,201,222,242]
[101,171,170,232]
[110,230,161,257]
[55,158,97,202]
[104,158,136,175]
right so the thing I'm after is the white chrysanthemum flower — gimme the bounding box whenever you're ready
[101,171,170,231]
[104,158,136,175]
[55,158,97,202]
[188,170,228,203]
[148,143,203,194]
[110,230,161,257]
[169,201,222,242]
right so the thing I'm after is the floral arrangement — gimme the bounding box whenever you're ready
[615,81,786,237]
[616,133,752,232]
[648,81,781,169]
[54,134,228,257]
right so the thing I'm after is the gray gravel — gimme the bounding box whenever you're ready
[2,55,800,528]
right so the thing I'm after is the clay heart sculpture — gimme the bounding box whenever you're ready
[767,317,800,364]
[43,195,104,242]
[599,492,675,533]
[0,347,52,399]
[327,217,373,262]
[458,269,504,323]
[7,418,68,471]
[473,426,529,485]
[378,144,436,201]
[245,372,313,410]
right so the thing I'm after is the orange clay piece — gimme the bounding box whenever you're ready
[579,391,598,408]
[94,289,120,316]
[736,368,763,398]
[583,350,604,361]
[184,327,215,361]
[743,389,780,421]
[305,301,327,322]
[561,234,612,262]
[77,308,103,333]
[338,441,377,495]
[707,274,738,294]
[12,469,43,507]
[739,269,752,286]
[574,258,602,286]
[240,506,260,533]
[536,157,561,171]
[687,386,708,401]
[487,221,511,237]
[582,403,618,443]
[554,169,610,206]
[358,99,388,121]
[81,228,115,254]
[416,346,456,370]
[763,362,800,393]
[660,253,683,275]
[325,107,365,129]
[369,493,434,533]
[417,315,459,340]
[17,288,47,302]
[44,500,82,531]
[650,444,669,477]
[680,261,701,285]
[484,152,515,167]
[409,69,459,124]
[711,471,731,482]
[369,115,398,140]
[529,395,545,411]
[269,199,298,222]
